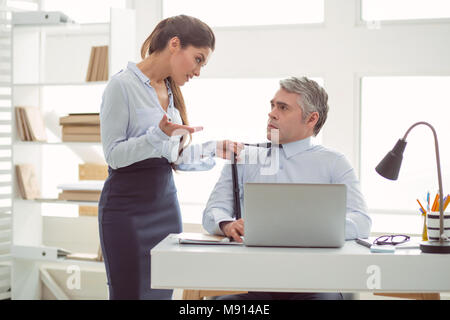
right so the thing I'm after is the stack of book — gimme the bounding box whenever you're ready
[57,180,104,202]
[15,106,47,142]
[78,163,108,216]
[59,113,100,142]
[86,45,108,82]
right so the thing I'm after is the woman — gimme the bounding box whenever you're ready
[98,15,241,300]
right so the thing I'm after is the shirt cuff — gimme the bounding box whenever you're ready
[145,125,170,145]
[204,207,235,236]
[203,140,217,158]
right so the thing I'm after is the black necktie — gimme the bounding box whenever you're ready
[232,143,280,220]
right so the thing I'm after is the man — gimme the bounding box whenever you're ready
[202,77,371,300]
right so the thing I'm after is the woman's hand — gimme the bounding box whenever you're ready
[159,114,203,136]
[216,140,244,160]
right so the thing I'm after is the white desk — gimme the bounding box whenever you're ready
[151,234,450,293]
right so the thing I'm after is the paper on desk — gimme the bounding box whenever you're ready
[177,232,243,245]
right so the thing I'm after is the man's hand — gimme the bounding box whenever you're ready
[220,219,244,243]
[159,114,203,136]
[216,140,244,160]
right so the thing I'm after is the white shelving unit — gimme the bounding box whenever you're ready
[11,8,135,300]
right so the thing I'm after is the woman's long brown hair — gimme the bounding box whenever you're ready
[140,15,215,167]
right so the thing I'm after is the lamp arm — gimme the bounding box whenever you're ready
[402,121,446,241]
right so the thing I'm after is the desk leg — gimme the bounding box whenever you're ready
[182,290,202,300]
[182,290,248,300]
[374,293,440,300]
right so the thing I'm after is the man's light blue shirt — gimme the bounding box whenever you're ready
[100,62,216,170]
[202,137,372,240]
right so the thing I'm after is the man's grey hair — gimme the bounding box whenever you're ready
[279,77,329,136]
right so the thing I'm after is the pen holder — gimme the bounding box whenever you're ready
[426,211,450,241]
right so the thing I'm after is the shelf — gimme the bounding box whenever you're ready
[0,254,11,263]
[21,198,99,206]
[14,141,102,146]
[42,259,105,269]
[13,22,110,36]
[13,81,107,87]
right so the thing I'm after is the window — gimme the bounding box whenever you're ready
[163,0,324,27]
[175,77,323,224]
[360,77,450,216]
[42,0,127,24]
[362,0,450,21]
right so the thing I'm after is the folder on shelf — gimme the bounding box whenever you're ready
[86,46,108,82]
[15,107,26,141]
[11,245,71,261]
[86,46,96,82]
[15,164,41,200]
[15,106,47,142]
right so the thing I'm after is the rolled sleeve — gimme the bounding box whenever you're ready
[175,141,217,171]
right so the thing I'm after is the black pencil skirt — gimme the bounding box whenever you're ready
[98,158,182,300]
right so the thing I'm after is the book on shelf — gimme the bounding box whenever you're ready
[59,113,100,126]
[62,134,101,142]
[57,180,104,202]
[59,113,100,142]
[15,164,41,200]
[58,190,101,202]
[15,106,47,142]
[67,245,103,262]
[79,206,98,216]
[62,125,100,135]
[86,46,108,82]
[79,163,108,181]
[78,163,107,216]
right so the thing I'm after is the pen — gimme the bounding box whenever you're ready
[417,199,426,214]
[355,238,372,249]
[427,191,430,212]
[444,195,450,212]
[432,193,439,211]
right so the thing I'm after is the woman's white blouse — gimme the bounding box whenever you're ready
[100,62,216,170]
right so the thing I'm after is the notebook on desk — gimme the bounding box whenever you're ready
[243,183,347,248]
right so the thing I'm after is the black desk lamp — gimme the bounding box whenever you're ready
[375,121,450,253]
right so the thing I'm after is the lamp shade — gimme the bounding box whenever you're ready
[375,139,407,180]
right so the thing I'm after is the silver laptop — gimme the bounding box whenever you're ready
[243,183,346,248]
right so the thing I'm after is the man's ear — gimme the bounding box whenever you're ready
[307,112,319,128]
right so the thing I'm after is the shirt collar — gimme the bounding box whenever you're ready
[127,61,173,106]
[127,61,150,84]
[281,137,313,159]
